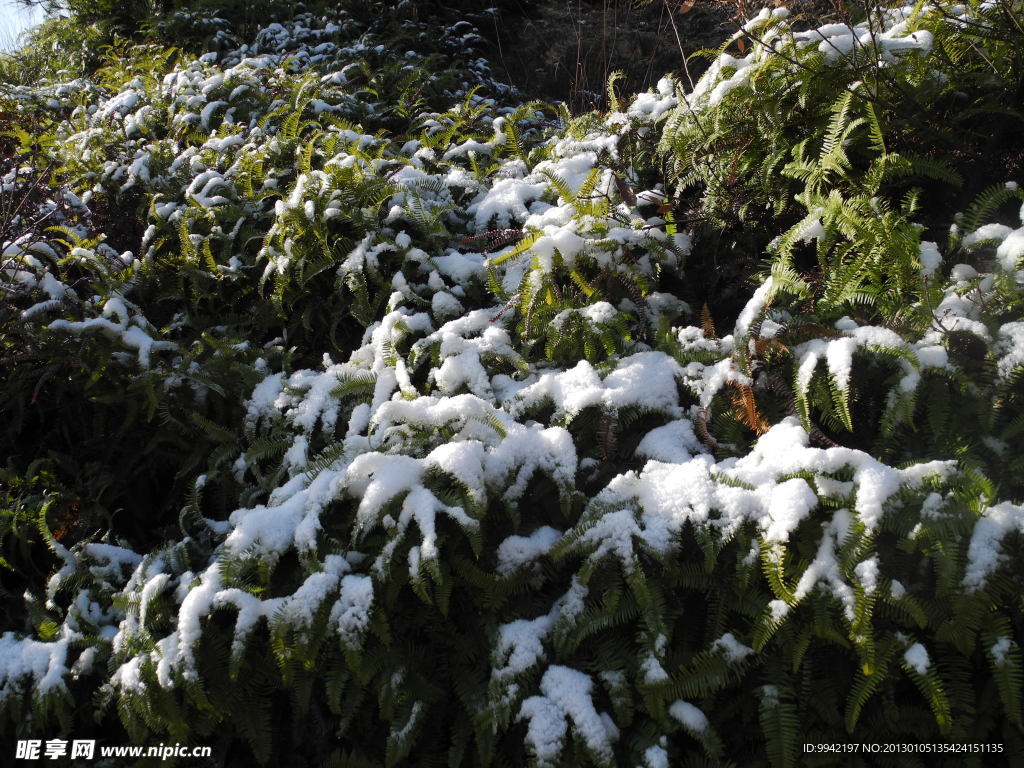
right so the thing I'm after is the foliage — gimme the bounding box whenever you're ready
[1,2,1023,767]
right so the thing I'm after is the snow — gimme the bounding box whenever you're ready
[919,241,942,276]
[640,653,670,683]
[493,613,556,682]
[791,514,856,619]
[496,526,562,575]
[854,557,880,594]
[791,16,933,63]
[825,336,857,393]
[574,415,953,596]
[962,502,1024,590]
[528,225,586,272]
[82,543,143,587]
[799,218,826,243]
[626,78,678,122]
[139,573,171,628]
[492,428,572,502]
[442,117,506,160]
[768,599,790,623]
[331,574,374,647]
[519,666,615,765]
[903,643,931,676]
[763,478,818,543]
[510,352,684,420]
[4,1,1022,748]
[71,647,97,678]
[962,222,1012,248]
[635,420,702,464]
[431,290,463,318]
[602,353,685,414]
[467,168,538,220]
[0,633,70,699]
[111,655,145,693]
[995,322,1024,381]
[276,555,350,630]
[990,637,1013,666]
[734,276,773,339]
[519,695,567,766]
[426,440,487,503]
[711,632,754,663]
[669,700,709,732]
[48,305,176,369]
[644,745,669,768]
[225,478,323,558]
[282,435,309,472]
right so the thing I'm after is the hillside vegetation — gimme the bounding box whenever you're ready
[1,1,1023,765]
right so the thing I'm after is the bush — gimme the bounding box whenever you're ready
[0,2,1022,766]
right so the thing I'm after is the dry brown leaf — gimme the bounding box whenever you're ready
[701,303,718,340]
[729,383,770,435]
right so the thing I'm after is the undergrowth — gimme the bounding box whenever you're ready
[1,1,1022,766]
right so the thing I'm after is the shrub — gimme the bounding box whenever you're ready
[0,3,1022,766]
